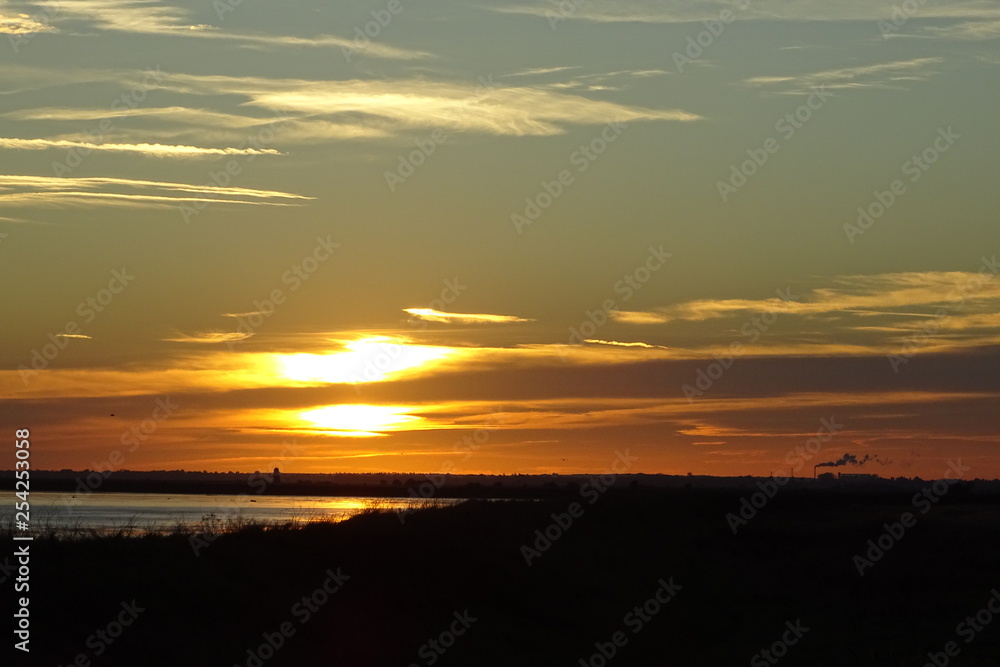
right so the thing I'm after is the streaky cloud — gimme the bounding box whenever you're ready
[0,174,311,200]
[0,173,312,210]
[1,105,290,127]
[0,191,304,209]
[487,0,1000,24]
[0,136,282,157]
[745,58,944,93]
[919,18,1000,40]
[159,73,701,136]
[37,0,432,59]
[404,308,534,324]
[0,12,56,34]
[163,331,255,344]
[615,269,1000,324]
[583,339,666,349]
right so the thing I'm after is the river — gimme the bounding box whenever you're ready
[1,491,462,536]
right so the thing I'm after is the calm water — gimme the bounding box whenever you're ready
[1,491,461,535]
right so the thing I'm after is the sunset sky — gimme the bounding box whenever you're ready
[1,0,998,478]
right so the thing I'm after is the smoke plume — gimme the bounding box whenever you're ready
[815,453,891,469]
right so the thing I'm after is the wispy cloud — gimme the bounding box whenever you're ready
[39,0,209,33]
[745,58,944,93]
[0,175,311,199]
[109,119,391,145]
[0,136,281,157]
[36,0,432,59]
[611,311,673,325]
[614,270,1000,324]
[583,339,666,349]
[920,18,1000,40]
[163,331,254,344]
[0,191,306,209]
[159,73,700,136]
[0,174,312,209]
[0,68,697,144]
[0,12,55,34]
[536,69,672,93]
[404,308,534,324]
[610,269,1000,356]
[0,66,120,97]
[2,105,391,144]
[506,66,583,77]
[488,0,1000,24]
[2,105,285,126]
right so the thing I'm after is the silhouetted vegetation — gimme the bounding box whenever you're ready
[9,489,1000,666]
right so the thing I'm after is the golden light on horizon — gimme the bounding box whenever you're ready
[299,404,424,437]
[276,336,454,384]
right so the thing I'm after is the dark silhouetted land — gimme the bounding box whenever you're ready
[6,485,1000,666]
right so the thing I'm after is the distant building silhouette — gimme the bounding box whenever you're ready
[838,473,879,482]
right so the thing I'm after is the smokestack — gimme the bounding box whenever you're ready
[814,453,890,477]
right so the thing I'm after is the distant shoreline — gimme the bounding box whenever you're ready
[3,469,998,499]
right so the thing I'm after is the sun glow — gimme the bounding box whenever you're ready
[276,336,453,384]
[299,404,423,437]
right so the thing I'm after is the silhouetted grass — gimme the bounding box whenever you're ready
[11,490,1000,667]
